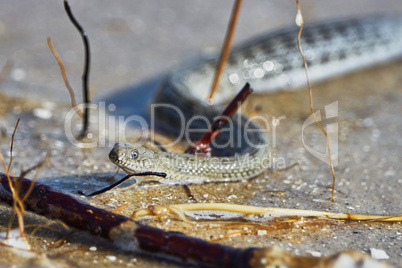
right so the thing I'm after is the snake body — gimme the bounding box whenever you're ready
[109,15,402,185]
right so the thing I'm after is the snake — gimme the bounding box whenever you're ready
[108,15,402,185]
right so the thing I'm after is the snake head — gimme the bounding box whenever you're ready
[109,142,159,174]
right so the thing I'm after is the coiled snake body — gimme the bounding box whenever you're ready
[109,15,402,184]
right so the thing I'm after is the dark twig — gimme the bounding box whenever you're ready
[64,0,91,138]
[78,172,167,197]
[185,83,253,155]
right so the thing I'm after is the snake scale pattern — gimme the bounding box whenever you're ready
[109,15,402,185]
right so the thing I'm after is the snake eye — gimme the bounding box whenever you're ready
[131,149,139,159]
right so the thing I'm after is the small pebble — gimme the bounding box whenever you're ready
[106,256,116,261]
[257,230,267,236]
[310,251,322,257]
[33,108,52,120]
[370,248,389,260]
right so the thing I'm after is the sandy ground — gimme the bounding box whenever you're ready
[0,1,401,267]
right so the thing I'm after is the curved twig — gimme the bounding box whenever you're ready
[47,37,82,117]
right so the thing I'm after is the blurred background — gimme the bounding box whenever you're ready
[1,0,402,102]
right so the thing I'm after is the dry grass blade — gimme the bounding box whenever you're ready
[207,218,335,242]
[295,0,337,202]
[208,0,243,102]
[47,37,82,117]
[20,154,49,203]
[112,203,129,214]
[0,155,22,239]
[0,119,49,246]
[26,219,71,237]
[0,119,26,239]
[7,118,19,174]
[18,153,49,180]
[131,203,402,222]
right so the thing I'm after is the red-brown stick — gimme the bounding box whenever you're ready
[185,83,253,155]
[0,173,256,267]
[0,173,127,238]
